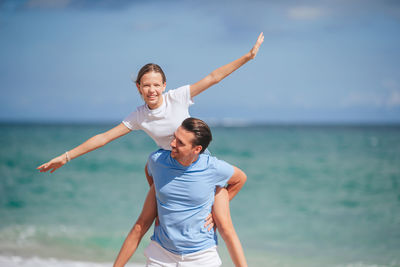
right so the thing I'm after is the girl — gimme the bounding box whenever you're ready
[38,32,264,266]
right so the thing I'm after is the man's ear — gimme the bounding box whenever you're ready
[193,145,203,155]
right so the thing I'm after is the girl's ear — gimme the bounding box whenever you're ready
[136,82,142,95]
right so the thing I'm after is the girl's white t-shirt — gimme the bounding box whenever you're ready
[122,85,194,150]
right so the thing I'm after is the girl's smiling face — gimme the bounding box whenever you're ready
[136,71,166,110]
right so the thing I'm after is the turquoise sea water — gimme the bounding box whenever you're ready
[1,123,400,267]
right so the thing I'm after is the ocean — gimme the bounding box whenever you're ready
[1,123,399,267]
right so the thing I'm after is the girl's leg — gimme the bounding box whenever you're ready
[114,186,157,267]
[212,187,248,267]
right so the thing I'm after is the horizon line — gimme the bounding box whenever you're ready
[1,119,400,127]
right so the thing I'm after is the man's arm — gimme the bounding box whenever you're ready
[226,166,247,201]
[205,166,247,230]
[144,163,154,187]
[113,185,157,267]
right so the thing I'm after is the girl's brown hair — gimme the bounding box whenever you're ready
[136,63,166,85]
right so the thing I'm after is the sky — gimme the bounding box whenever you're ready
[1,0,400,124]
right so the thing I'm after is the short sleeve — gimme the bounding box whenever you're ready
[146,150,163,178]
[122,109,140,130]
[167,85,194,107]
[146,160,152,178]
[212,158,235,188]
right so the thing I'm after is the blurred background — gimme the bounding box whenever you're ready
[1,0,400,266]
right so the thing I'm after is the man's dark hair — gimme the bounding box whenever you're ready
[181,118,212,153]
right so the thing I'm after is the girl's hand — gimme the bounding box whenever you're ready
[249,32,264,59]
[37,154,67,173]
[204,213,215,231]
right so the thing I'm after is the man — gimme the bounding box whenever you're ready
[114,118,247,266]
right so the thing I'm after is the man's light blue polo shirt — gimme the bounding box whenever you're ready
[147,149,234,255]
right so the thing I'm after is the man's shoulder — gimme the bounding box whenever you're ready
[199,153,232,171]
[195,153,234,185]
[197,153,219,168]
[149,149,170,162]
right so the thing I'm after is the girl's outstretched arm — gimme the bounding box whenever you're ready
[37,123,131,173]
[190,32,264,98]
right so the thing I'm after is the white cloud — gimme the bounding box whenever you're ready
[287,6,326,20]
[382,79,400,107]
[341,89,400,108]
[289,94,316,108]
[340,79,400,108]
[340,90,382,108]
[387,90,400,107]
[382,79,399,91]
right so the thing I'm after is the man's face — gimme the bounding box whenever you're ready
[170,126,202,165]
